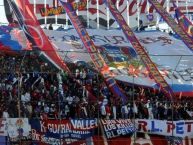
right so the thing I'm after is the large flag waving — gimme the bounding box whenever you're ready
[8,0,98,103]
[0,25,23,54]
[60,1,128,104]
[7,0,70,72]
[106,0,175,100]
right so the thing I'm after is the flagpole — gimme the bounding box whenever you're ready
[167,0,170,32]
[147,0,150,28]
[44,0,47,26]
[106,2,110,29]
[97,0,99,29]
[56,72,62,145]
[33,0,36,14]
[137,0,140,31]
[167,0,170,13]
[156,12,159,29]
[65,0,68,28]
[116,0,120,28]
[99,119,109,145]
[186,0,189,20]
[76,0,79,15]
[55,0,58,24]
[87,0,89,28]
[132,75,136,144]
[127,0,129,25]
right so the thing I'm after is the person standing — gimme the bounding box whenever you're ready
[48,23,53,30]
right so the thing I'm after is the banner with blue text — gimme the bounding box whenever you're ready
[101,119,136,139]
[136,119,193,138]
[31,119,98,145]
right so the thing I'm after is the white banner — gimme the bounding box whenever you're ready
[136,119,193,138]
[25,0,193,28]
[0,118,31,138]
[7,118,31,138]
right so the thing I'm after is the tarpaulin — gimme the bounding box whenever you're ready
[106,0,175,100]
[60,1,128,104]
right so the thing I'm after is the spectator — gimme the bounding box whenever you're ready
[48,23,53,30]
[2,108,9,118]
[100,104,106,119]
[121,104,129,119]
[135,18,146,31]
[0,54,193,121]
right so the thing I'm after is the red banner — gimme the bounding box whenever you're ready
[107,0,175,100]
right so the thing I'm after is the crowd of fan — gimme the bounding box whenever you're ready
[0,54,193,121]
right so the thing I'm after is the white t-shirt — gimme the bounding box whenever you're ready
[101,105,106,115]
[75,69,79,78]
[102,98,108,106]
[66,96,73,105]
[3,111,9,118]
[25,92,31,102]
[121,105,128,114]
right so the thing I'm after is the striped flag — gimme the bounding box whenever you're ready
[174,3,193,38]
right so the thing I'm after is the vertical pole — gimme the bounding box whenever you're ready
[54,0,58,24]
[97,0,99,29]
[57,72,62,145]
[156,0,160,28]
[44,0,47,26]
[116,0,119,28]
[132,76,136,144]
[167,0,170,13]
[107,2,110,29]
[76,0,79,15]
[65,0,68,28]
[167,0,170,32]
[186,0,189,19]
[137,0,140,31]
[156,12,159,28]
[147,0,150,28]
[127,0,129,25]
[33,0,36,14]
[97,74,100,145]
[18,72,21,118]
[87,0,89,28]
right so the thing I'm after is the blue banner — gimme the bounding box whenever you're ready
[101,119,136,139]
[0,26,22,51]
[31,119,98,145]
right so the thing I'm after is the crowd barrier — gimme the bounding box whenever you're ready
[0,118,193,145]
